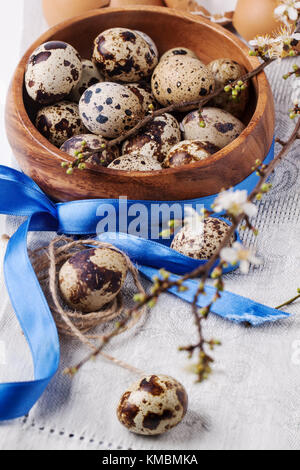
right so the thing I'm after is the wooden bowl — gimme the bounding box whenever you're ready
[5,6,275,202]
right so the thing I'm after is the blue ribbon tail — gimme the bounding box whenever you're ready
[138,266,290,327]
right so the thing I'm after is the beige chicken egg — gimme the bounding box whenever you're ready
[122,113,181,163]
[111,0,164,6]
[79,82,144,138]
[151,55,215,109]
[117,375,188,436]
[60,134,119,166]
[182,107,245,149]
[93,28,158,82]
[160,47,199,62]
[70,59,104,102]
[59,247,128,313]
[163,140,220,168]
[25,41,82,104]
[42,0,110,28]
[108,154,162,172]
[208,58,249,118]
[126,83,158,114]
[35,101,84,147]
[171,217,234,260]
[233,0,282,42]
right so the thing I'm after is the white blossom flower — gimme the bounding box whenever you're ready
[220,242,262,274]
[249,35,274,48]
[212,189,258,218]
[274,1,300,25]
[273,25,300,43]
[267,41,286,59]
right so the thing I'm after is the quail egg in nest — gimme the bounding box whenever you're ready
[59,247,128,313]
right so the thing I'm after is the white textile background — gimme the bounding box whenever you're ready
[0,0,299,451]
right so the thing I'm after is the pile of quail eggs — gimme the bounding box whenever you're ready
[25,29,249,171]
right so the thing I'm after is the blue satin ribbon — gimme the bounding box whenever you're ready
[0,138,289,421]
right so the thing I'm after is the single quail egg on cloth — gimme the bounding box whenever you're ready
[59,247,128,313]
[171,217,235,260]
[60,134,119,166]
[122,113,181,163]
[117,375,188,436]
[208,58,249,118]
[182,107,245,149]
[164,140,220,168]
[70,59,104,102]
[108,154,162,171]
[93,28,158,82]
[126,82,158,114]
[151,55,215,109]
[36,101,84,147]
[79,82,144,139]
[25,41,82,104]
[160,47,199,62]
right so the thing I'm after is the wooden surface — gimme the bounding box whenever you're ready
[5,6,275,202]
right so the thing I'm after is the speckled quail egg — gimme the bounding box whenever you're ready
[126,82,158,114]
[60,134,119,166]
[122,113,181,163]
[108,154,162,171]
[35,101,85,147]
[59,247,128,313]
[160,47,199,62]
[171,217,234,260]
[208,58,249,118]
[182,107,245,149]
[25,41,82,104]
[163,140,220,168]
[70,59,104,102]
[151,56,215,109]
[93,28,158,82]
[79,82,144,138]
[117,375,188,436]
[134,30,159,58]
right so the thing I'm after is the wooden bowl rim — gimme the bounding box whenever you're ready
[12,6,271,180]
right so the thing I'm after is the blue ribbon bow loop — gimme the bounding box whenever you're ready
[0,138,289,421]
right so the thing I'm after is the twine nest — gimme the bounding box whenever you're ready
[30,236,147,358]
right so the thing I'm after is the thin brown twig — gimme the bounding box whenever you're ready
[276,291,300,310]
